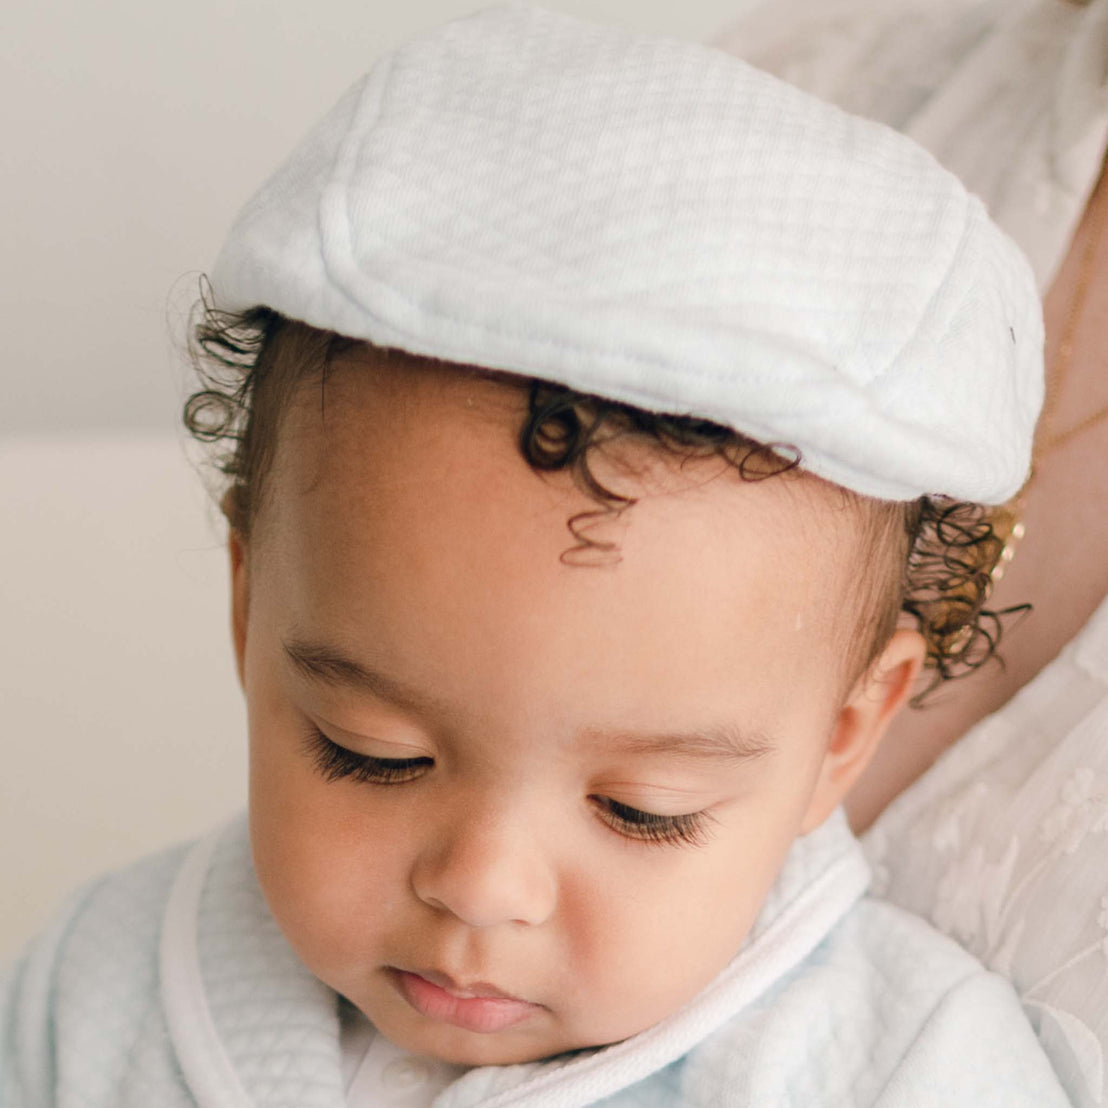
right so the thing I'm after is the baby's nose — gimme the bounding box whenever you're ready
[410,803,558,928]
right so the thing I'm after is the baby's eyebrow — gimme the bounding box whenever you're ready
[283,637,451,716]
[593,725,777,764]
[283,636,776,763]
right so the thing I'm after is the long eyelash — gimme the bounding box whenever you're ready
[593,797,713,848]
[302,726,431,785]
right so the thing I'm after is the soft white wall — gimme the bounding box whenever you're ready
[2,0,762,436]
[0,436,245,959]
[1,0,762,960]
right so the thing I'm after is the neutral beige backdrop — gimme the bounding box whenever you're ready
[1,0,762,961]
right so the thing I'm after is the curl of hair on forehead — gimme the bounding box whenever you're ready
[183,290,1028,706]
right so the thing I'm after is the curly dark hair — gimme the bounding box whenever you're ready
[183,288,1027,705]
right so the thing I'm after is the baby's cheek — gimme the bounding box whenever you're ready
[248,747,398,972]
[554,852,761,1043]
[253,823,397,993]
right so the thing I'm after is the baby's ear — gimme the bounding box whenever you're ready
[227,521,250,691]
[799,630,926,833]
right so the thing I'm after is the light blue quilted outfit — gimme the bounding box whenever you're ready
[1,810,1070,1106]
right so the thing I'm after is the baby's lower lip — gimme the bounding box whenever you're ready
[391,969,542,1033]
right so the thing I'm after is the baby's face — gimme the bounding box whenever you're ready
[231,349,915,1066]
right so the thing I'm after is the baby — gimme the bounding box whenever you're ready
[2,5,1072,1106]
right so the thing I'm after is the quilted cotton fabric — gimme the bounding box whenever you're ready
[196,827,343,1108]
[211,2,1044,504]
[1,845,196,1108]
[1,810,1071,1107]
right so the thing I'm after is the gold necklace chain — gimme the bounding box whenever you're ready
[987,168,1108,590]
[1036,172,1108,457]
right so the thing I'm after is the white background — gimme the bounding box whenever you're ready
[1,0,761,960]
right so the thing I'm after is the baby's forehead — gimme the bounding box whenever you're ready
[276,342,868,580]
[254,338,887,711]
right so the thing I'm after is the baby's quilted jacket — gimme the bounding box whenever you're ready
[1,810,1070,1107]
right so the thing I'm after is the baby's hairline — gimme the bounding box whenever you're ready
[184,302,1013,706]
[262,328,911,707]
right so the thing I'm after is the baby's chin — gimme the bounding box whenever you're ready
[379,1017,601,1068]
[420,1035,606,1069]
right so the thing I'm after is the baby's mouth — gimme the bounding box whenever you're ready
[413,967,519,1000]
[389,967,543,1033]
